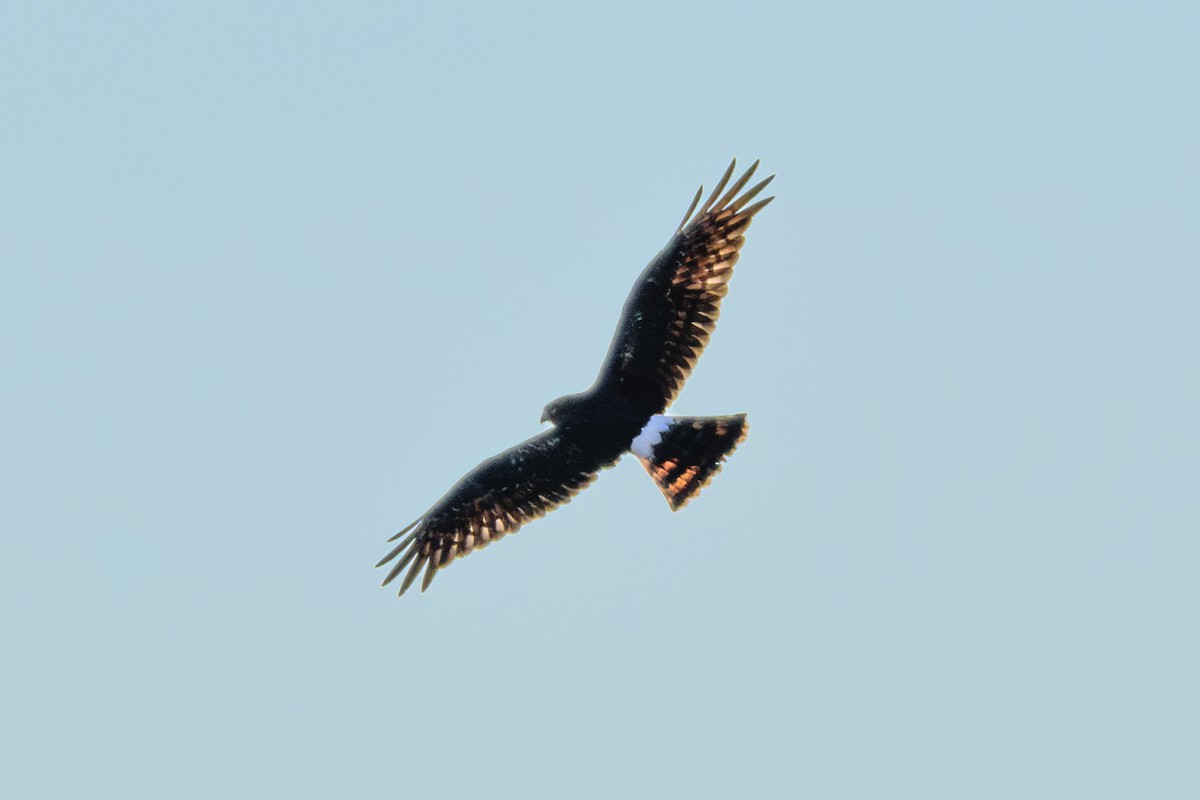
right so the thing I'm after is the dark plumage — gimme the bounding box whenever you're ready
[377,160,773,596]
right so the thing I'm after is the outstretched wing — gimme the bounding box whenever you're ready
[376,429,606,596]
[597,159,774,415]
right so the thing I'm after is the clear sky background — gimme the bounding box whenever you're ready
[3,2,1197,798]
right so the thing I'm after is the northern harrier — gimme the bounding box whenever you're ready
[378,160,774,596]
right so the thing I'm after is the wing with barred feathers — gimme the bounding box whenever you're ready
[597,159,774,414]
[376,429,604,596]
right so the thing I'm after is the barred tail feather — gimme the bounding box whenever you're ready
[631,414,748,510]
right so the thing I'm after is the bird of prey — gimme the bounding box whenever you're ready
[377,160,774,596]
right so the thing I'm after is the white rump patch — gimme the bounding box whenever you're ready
[630,414,672,459]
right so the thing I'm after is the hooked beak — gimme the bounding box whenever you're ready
[540,409,550,424]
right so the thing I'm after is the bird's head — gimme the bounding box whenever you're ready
[541,392,588,426]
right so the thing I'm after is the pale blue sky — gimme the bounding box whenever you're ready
[3,2,1198,798]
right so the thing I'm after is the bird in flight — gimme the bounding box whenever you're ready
[377,160,774,596]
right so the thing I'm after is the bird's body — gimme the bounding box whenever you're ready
[378,160,773,595]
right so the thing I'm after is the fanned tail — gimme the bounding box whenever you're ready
[631,414,748,510]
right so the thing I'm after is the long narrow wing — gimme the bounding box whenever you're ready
[597,159,774,415]
[376,429,606,596]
